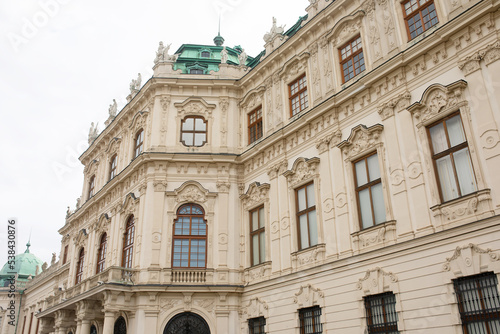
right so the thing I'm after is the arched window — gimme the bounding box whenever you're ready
[134,129,144,158]
[172,204,207,268]
[122,216,135,268]
[88,175,95,199]
[114,316,127,334]
[180,116,207,147]
[75,248,85,284]
[96,233,107,274]
[109,154,118,180]
[90,325,97,334]
[164,312,210,334]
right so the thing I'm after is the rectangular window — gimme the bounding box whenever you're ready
[109,154,118,180]
[248,107,263,144]
[453,272,500,333]
[134,129,144,158]
[403,0,439,40]
[340,36,365,83]
[428,113,477,202]
[354,153,386,229]
[295,182,318,250]
[364,292,400,334]
[289,74,308,117]
[248,317,266,334]
[250,206,266,266]
[88,175,95,199]
[181,116,207,147]
[299,306,322,334]
[62,245,68,264]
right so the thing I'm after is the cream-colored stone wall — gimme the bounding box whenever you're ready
[10,0,500,333]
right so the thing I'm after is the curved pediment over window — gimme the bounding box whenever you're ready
[128,110,149,130]
[104,137,122,154]
[337,124,384,160]
[120,192,140,217]
[168,180,216,205]
[283,157,320,188]
[278,52,310,83]
[407,80,467,127]
[325,10,364,45]
[240,182,270,209]
[240,86,265,112]
[174,97,216,118]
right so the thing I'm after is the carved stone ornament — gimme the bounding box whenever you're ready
[283,157,320,188]
[377,91,411,121]
[153,181,168,192]
[240,86,265,111]
[174,97,216,118]
[407,81,467,127]
[278,52,310,83]
[216,181,230,193]
[128,110,149,130]
[326,11,364,45]
[458,52,482,76]
[105,137,122,155]
[356,267,398,295]
[240,182,270,209]
[159,298,181,311]
[242,297,269,319]
[293,284,324,308]
[120,193,140,217]
[267,159,288,179]
[442,243,499,275]
[72,228,89,247]
[337,124,384,160]
[169,181,214,204]
[316,131,342,153]
[93,213,110,233]
[160,95,171,111]
[480,39,500,65]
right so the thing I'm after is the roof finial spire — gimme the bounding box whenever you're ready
[25,231,32,253]
[214,16,225,46]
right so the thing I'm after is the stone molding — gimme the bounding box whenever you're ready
[167,181,216,205]
[326,10,364,45]
[174,97,216,118]
[278,52,311,83]
[283,157,320,188]
[356,267,398,295]
[240,182,270,210]
[377,91,411,120]
[293,284,324,308]
[337,124,384,160]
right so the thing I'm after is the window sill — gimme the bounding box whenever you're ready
[430,189,493,229]
[244,261,272,284]
[351,220,397,251]
[291,243,326,270]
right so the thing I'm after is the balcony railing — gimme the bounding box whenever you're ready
[171,269,207,283]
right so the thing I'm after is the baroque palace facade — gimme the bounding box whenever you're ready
[3,0,500,333]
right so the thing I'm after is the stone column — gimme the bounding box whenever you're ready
[102,311,115,334]
[80,319,91,334]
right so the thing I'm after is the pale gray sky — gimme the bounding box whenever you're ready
[0,0,309,267]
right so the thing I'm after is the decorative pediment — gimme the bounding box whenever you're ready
[316,130,342,154]
[84,159,100,175]
[293,284,324,308]
[174,97,216,118]
[105,137,122,154]
[240,182,270,209]
[93,213,110,233]
[377,91,411,121]
[267,159,288,180]
[240,86,265,111]
[442,243,499,276]
[283,157,320,187]
[128,110,149,130]
[279,52,310,82]
[169,181,214,204]
[407,80,467,127]
[337,124,384,160]
[326,11,364,45]
[356,267,398,295]
[242,297,269,319]
[120,193,139,216]
[72,228,89,247]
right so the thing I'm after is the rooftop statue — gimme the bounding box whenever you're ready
[238,48,248,66]
[220,46,228,64]
[154,41,179,64]
[129,73,142,94]
[108,99,117,118]
[88,122,99,144]
[264,17,285,43]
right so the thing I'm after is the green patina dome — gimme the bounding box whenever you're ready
[0,242,44,286]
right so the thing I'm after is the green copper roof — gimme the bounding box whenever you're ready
[0,242,44,286]
[172,44,255,74]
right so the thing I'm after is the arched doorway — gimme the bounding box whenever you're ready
[164,312,210,334]
[114,316,127,334]
[90,324,97,334]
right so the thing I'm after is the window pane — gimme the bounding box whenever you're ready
[446,115,466,147]
[453,148,477,196]
[194,133,205,146]
[183,118,194,131]
[259,207,265,228]
[308,210,318,246]
[259,232,266,263]
[367,154,381,181]
[252,211,259,231]
[306,183,315,208]
[195,118,206,131]
[429,122,448,154]
[252,235,259,266]
[355,160,368,186]
[359,188,373,229]
[299,214,309,249]
[371,183,386,224]
[297,188,307,211]
[436,155,459,201]
[182,133,193,146]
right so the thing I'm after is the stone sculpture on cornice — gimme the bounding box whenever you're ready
[108,99,117,118]
[238,49,248,66]
[88,122,99,144]
[220,46,228,64]
[264,17,285,43]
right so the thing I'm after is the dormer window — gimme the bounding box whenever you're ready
[201,51,210,58]
[190,69,204,74]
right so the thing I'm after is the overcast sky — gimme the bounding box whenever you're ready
[0,0,309,268]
